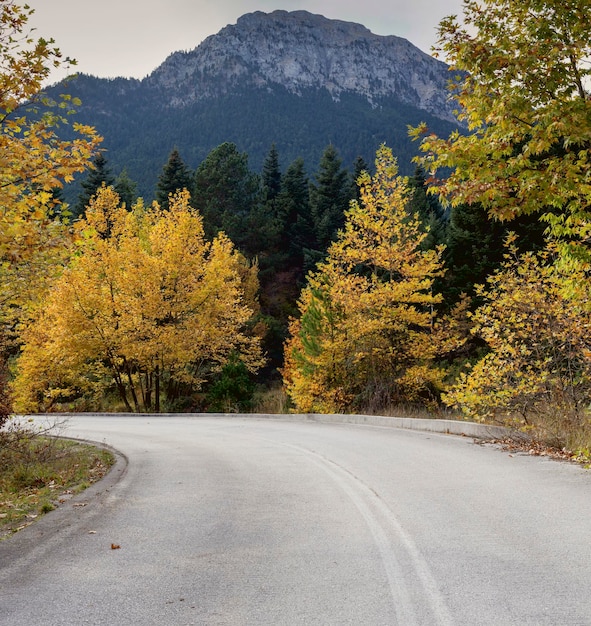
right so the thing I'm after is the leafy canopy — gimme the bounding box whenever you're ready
[443,239,591,448]
[411,0,591,248]
[283,146,462,413]
[13,188,264,413]
[0,0,101,319]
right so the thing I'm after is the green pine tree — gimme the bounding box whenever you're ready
[309,144,350,253]
[351,155,369,202]
[156,148,193,210]
[275,157,314,274]
[114,168,138,209]
[443,201,547,306]
[74,153,115,218]
[262,143,282,202]
[193,142,260,249]
[406,165,447,251]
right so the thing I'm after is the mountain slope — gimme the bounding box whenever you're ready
[54,10,460,200]
[148,10,456,121]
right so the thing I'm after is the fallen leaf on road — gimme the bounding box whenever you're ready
[111,543,121,550]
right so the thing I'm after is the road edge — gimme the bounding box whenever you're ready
[275,413,524,440]
[39,411,525,440]
[0,440,127,561]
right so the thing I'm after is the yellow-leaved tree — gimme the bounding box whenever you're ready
[0,1,101,321]
[13,188,264,412]
[408,0,591,449]
[283,145,464,414]
[443,240,591,448]
[411,0,591,253]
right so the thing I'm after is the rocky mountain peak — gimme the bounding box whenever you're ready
[235,10,374,41]
[147,10,456,122]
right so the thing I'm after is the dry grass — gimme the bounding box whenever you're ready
[359,402,459,421]
[0,422,114,540]
[251,384,291,414]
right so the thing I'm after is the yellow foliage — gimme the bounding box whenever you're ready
[13,188,264,412]
[443,245,591,447]
[412,0,591,254]
[283,145,459,414]
[0,1,101,328]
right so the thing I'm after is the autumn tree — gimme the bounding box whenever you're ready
[13,188,264,413]
[0,0,100,301]
[283,146,460,414]
[0,0,100,397]
[412,0,591,252]
[443,240,591,449]
[0,334,11,426]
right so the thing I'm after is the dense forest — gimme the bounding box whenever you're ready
[22,139,547,413]
[48,76,459,204]
[3,0,591,457]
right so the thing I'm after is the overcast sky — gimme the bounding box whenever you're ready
[26,1,465,83]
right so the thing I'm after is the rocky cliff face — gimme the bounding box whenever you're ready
[147,10,455,122]
[55,10,461,201]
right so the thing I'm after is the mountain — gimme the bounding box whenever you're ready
[147,10,456,120]
[53,10,460,200]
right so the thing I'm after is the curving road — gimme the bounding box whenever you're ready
[1,414,591,625]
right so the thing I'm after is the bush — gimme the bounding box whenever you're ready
[444,246,591,450]
[206,356,255,413]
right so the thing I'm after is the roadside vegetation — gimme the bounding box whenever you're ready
[409,0,591,455]
[1,0,591,486]
[0,420,114,539]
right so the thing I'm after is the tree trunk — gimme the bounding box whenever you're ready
[155,365,160,413]
[109,356,133,412]
[124,361,141,413]
[115,376,133,412]
[143,372,152,410]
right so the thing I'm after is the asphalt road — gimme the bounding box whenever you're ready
[1,414,591,625]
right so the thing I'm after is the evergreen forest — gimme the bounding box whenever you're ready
[46,75,459,205]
